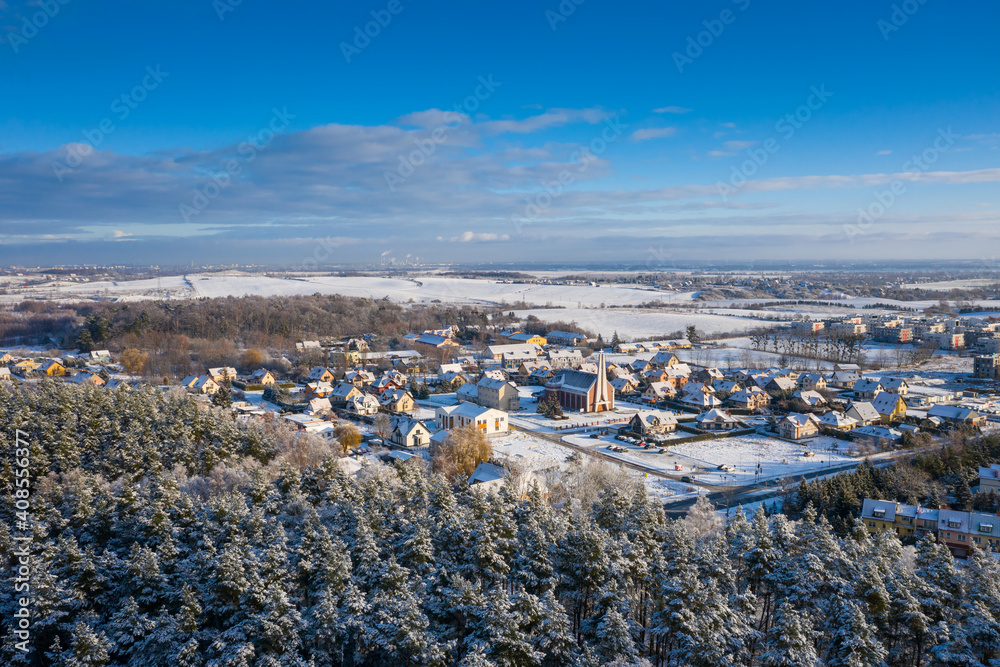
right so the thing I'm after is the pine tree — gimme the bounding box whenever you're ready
[826,599,887,667]
[760,603,818,667]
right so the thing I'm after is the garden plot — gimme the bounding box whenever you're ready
[666,434,859,485]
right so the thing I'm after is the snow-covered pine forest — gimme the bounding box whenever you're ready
[2,383,999,666]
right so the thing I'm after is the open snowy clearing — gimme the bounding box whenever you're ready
[666,435,859,485]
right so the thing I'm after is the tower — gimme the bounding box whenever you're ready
[593,350,613,412]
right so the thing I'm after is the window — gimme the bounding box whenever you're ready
[873,509,886,518]
[868,522,875,528]
[974,537,981,544]
[980,524,994,533]
[958,535,966,542]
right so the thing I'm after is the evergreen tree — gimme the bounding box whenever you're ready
[760,603,818,667]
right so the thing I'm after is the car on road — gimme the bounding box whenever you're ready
[681,476,693,483]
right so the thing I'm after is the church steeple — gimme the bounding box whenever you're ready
[594,350,613,411]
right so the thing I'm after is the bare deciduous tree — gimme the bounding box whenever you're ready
[430,425,492,482]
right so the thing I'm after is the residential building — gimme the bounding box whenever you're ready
[546,330,588,346]
[853,378,884,400]
[927,404,987,427]
[870,392,907,424]
[248,368,277,385]
[863,501,1000,558]
[476,377,521,412]
[484,343,542,361]
[435,403,509,436]
[207,367,238,382]
[846,401,881,426]
[346,393,381,417]
[388,418,432,448]
[978,464,1000,494]
[880,377,910,395]
[828,371,861,389]
[765,377,797,395]
[506,333,547,346]
[779,413,821,440]
[379,389,415,413]
[624,410,678,439]
[727,387,770,410]
[695,409,742,431]
[181,375,219,394]
[643,381,676,404]
[873,326,913,343]
[973,355,1000,379]
[679,391,722,409]
[650,350,681,368]
[307,366,336,383]
[70,371,106,386]
[797,373,827,392]
[793,390,826,407]
[852,425,903,448]
[611,376,640,396]
[39,360,66,377]
[308,397,332,415]
[818,411,858,432]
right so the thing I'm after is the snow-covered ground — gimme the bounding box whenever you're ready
[511,308,775,340]
[666,435,859,486]
[16,272,701,309]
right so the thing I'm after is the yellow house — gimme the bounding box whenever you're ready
[0,352,11,364]
[860,499,900,534]
[330,350,362,366]
[13,359,40,374]
[39,360,67,377]
[507,333,547,346]
[249,368,277,385]
[871,392,907,424]
[861,499,918,539]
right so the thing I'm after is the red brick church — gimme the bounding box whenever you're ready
[543,351,614,413]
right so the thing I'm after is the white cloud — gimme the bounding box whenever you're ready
[723,140,756,150]
[876,149,892,155]
[629,127,677,142]
[437,232,511,243]
[653,106,692,114]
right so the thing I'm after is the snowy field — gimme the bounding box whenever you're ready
[511,308,775,340]
[666,435,859,486]
[16,272,701,309]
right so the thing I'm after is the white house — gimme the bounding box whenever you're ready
[435,403,509,436]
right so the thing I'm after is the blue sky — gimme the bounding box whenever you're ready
[1,0,998,266]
